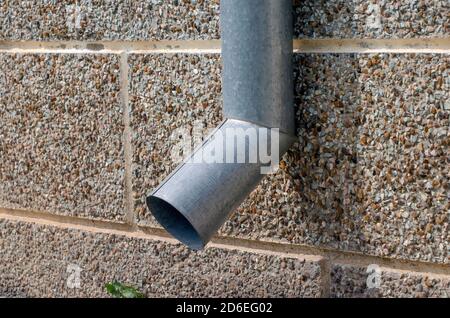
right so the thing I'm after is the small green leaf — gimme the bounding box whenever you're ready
[105,281,145,298]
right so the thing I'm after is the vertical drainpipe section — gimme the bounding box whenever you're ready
[147,0,295,250]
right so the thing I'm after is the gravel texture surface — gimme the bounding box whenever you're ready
[1,0,446,40]
[331,264,450,298]
[131,53,449,264]
[129,54,223,226]
[0,218,325,298]
[0,53,125,221]
[294,0,449,39]
[223,53,449,264]
[0,0,220,40]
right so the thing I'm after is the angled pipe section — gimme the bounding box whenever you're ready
[147,0,295,250]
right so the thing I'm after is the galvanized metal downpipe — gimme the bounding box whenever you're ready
[147,0,295,250]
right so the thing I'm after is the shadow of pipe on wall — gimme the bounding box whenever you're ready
[220,53,364,252]
[137,1,447,261]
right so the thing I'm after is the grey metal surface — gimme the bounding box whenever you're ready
[148,119,294,250]
[147,0,296,249]
[221,0,295,135]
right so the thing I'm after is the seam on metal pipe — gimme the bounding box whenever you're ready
[0,38,448,54]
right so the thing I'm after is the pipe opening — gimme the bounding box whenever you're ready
[147,196,205,250]
[146,0,295,250]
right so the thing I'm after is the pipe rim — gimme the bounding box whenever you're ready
[146,195,205,250]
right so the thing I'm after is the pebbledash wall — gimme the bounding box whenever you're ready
[0,0,449,298]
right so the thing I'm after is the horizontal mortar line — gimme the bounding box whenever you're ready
[137,226,324,262]
[294,38,450,53]
[0,207,134,232]
[0,40,221,54]
[210,235,450,278]
[0,207,318,261]
[0,207,448,278]
[0,38,448,54]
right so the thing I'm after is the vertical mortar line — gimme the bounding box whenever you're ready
[120,51,136,228]
[320,257,332,298]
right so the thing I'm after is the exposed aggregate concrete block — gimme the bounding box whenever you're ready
[0,218,325,298]
[294,0,449,39]
[0,0,220,41]
[331,264,450,298]
[131,53,449,264]
[0,0,447,300]
[129,54,223,226]
[1,1,447,41]
[0,53,125,221]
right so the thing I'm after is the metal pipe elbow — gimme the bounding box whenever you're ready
[147,0,295,249]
